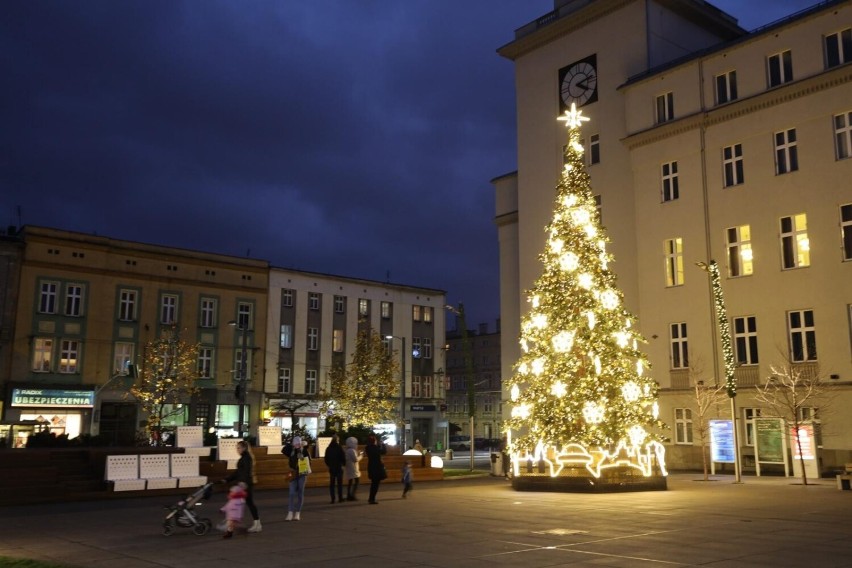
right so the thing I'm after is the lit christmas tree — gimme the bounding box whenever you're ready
[506,104,667,484]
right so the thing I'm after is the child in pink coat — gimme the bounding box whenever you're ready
[220,482,247,538]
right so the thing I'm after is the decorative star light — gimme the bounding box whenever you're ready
[601,290,619,310]
[563,195,578,208]
[550,238,564,253]
[622,381,641,402]
[636,360,644,376]
[614,331,629,348]
[582,401,605,424]
[586,311,597,329]
[531,358,545,376]
[571,208,591,225]
[578,273,594,289]
[552,330,576,352]
[559,252,580,271]
[511,384,520,402]
[518,362,529,375]
[628,425,648,447]
[551,380,567,398]
[558,102,591,129]
[532,313,547,329]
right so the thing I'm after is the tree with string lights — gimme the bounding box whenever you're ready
[505,104,667,487]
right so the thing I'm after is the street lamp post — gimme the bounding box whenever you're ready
[229,320,248,439]
[385,335,407,450]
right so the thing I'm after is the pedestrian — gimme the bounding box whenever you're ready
[324,433,346,504]
[414,439,424,453]
[285,436,311,521]
[365,434,387,504]
[219,482,247,539]
[222,440,262,533]
[344,436,361,501]
[401,460,413,498]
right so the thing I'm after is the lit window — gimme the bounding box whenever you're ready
[422,376,433,398]
[788,309,817,362]
[333,329,344,352]
[726,225,753,277]
[423,306,432,323]
[59,339,79,373]
[775,128,798,174]
[115,342,135,375]
[197,346,212,378]
[381,301,391,319]
[358,299,368,316]
[411,375,421,398]
[412,305,421,321]
[664,238,684,287]
[780,214,809,269]
[33,338,53,372]
[722,144,744,187]
[280,324,293,349]
[767,50,793,87]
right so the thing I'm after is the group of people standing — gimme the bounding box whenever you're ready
[220,433,399,537]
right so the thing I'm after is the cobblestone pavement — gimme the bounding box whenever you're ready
[2,473,851,567]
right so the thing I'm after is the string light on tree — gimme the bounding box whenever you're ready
[505,100,667,485]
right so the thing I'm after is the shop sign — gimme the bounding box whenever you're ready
[11,388,94,408]
[410,404,436,412]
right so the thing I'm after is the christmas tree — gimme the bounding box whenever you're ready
[505,104,667,480]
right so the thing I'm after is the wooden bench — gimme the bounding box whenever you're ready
[836,463,852,490]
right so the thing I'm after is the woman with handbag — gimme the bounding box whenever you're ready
[285,436,311,520]
[365,434,387,504]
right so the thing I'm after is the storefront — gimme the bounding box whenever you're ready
[3,386,94,447]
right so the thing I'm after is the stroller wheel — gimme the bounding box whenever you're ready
[163,522,174,536]
[193,522,210,536]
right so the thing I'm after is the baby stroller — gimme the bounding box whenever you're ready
[162,482,214,536]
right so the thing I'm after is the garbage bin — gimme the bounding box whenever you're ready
[490,452,503,476]
[444,448,454,460]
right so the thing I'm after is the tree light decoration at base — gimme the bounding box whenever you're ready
[505,103,667,482]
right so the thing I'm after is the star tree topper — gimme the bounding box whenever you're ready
[558,102,590,129]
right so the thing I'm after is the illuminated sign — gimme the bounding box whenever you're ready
[11,388,94,408]
[710,420,735,463]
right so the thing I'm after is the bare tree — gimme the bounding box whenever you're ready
[688,363,727,481]
[754,354,834,485]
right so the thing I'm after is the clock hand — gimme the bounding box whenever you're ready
[576,79,589,90]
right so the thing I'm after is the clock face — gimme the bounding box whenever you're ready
[559,54,598,111]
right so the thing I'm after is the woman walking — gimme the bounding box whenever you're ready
[222,440,262,533]
[365,434,386,504]
[285,436,311,521]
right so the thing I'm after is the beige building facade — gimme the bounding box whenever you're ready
[496,0,852,472]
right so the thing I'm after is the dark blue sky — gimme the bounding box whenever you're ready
[1,1,814,328]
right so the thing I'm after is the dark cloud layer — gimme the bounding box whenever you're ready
[1,1,813,327]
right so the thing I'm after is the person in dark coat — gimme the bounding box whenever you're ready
[365,434,386,504]
[324,433,346,504]
[222,440,261,532]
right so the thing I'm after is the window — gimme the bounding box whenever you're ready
[423,338,432,359]
[835,111,852,160]
[334,296,345,313]
[307,327,318,351]
[33,338,53,372]
[308,293,320,310]
[422,376,433,398]
[234,349,251,379]
[674,408,694,444]
[65,284,84,316]
[39,282,58,314]
[114,342,134,375]
[118,289,137,321]
[798,407,823,448]
[278,368,291,394]
[200,298,217,328]
[358,299,368,316]
[282,289,294,307]
[589,133,600,164]
[280,324,293,349]
[656,92,674,123]
[382,336,391,356]
[237,302,252,329]
[413,305,421,321]
[381,301,391,319]
[767,50,793,87]
[825,28,852,68]
[664,238,684,287]
[670,322,688,369]
[411,375,421,398]
[412,337,422,359]
[775,129,798,174]
[333,329,344,353]
[780,214,810,269]
[305,370,317,395]
[661,161,679,202]
[726,225,753,277]
[59,339,79,373]
[788,309,817,362]
[744,408,762,446]
[722,144,744,187]
[160,294,178,325]
[423,306,432,323]
[715,70,737,104]
[732,316,759,365]
[842,204,852,261]
[197,346,213,378]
